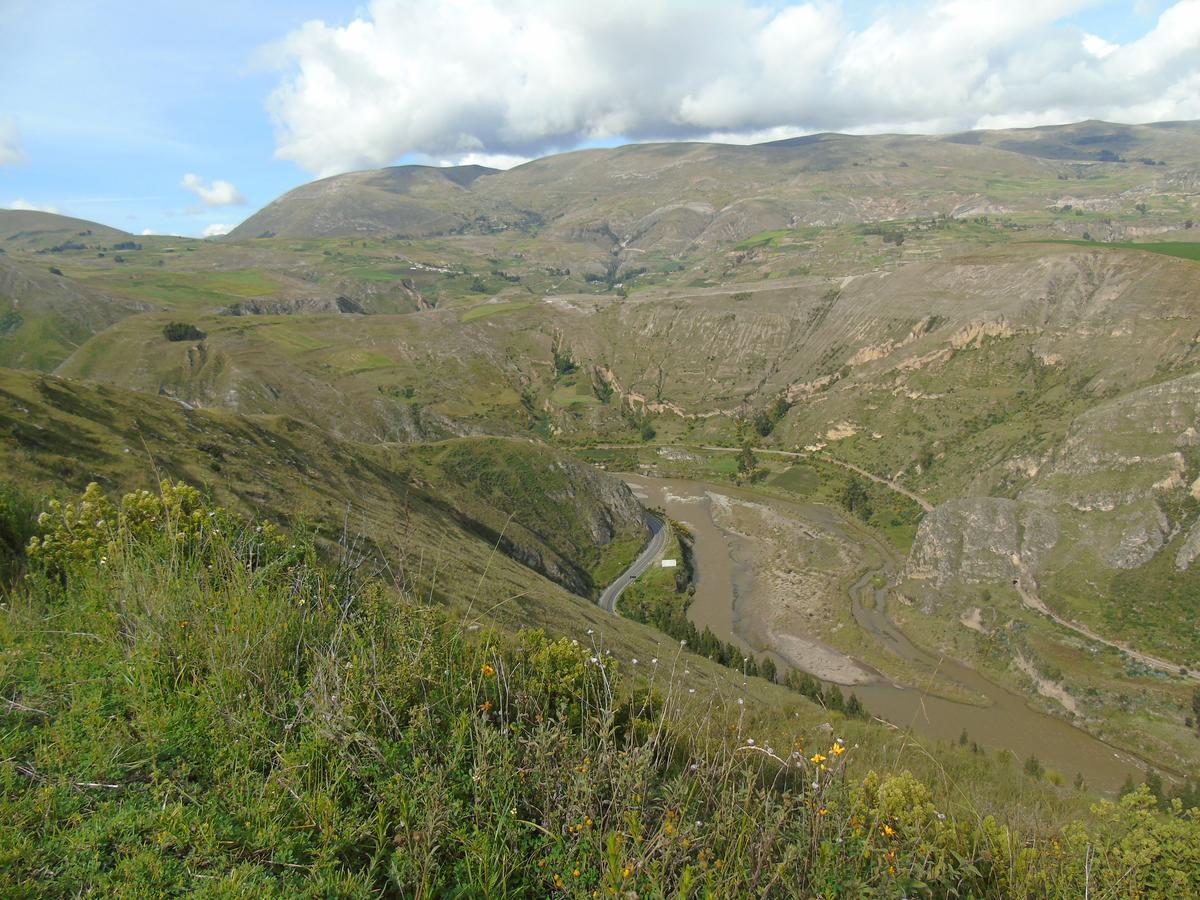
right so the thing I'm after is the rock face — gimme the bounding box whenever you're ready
[546,456,646,546]
[1176,518,1200,571]
[907,498,1057,589]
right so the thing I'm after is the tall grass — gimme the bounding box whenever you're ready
[0,482,37,586]
[1,483,1198,896]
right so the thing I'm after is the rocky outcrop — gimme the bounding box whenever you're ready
[1176,517,1200,571]
[908,371,1200,594]
[907,498,1057,589]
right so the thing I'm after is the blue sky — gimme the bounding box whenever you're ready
[0,1,1194,237]
[0,1,357,235]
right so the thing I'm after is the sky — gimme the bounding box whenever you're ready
[1,0,1198,237]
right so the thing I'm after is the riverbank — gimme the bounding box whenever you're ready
[623,473,1147,792]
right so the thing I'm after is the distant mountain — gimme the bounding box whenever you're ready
[0,209,131,250]
[225,120,1200,255]
[942,118,1200,163]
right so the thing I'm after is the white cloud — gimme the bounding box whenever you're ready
[141,228,157,235]
[0,118,23,166]
[263,0,1200,177]
[438,152,531,170]
[1082,33,1119,58]
[202,223,234,237]
[7,198,62,214]
[181,173,245,207]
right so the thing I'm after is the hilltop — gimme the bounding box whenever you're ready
[0,209,132,249]
[228,164,500,240]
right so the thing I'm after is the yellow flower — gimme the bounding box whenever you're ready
[481,663,496,677]
[622,866,632,878]
[831,743,846,756]
[810,753,826,764]
[882,824,896,838]
[572,868,581,878]
[818,807,828,816]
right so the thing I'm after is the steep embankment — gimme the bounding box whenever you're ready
[0,370,644,608]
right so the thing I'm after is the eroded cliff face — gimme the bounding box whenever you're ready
[906,499,1057,591]
[544,456,647,546]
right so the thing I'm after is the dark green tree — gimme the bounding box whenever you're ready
[845,693,866,719]
[760,656,777,685]
[840,476,872,521]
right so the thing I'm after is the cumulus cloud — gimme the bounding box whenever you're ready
[7,198,62,214]
[181,173,245,207]
[202,223,234,237]
[263,0,1200,176]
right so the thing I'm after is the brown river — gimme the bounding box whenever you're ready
[623,474,1147,792]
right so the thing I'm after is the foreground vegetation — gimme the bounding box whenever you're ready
[2,482,1198,896]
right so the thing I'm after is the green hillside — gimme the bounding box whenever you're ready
[2,479,1198,896]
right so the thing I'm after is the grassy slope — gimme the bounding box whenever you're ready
[0,256,147,371]
[1,124,1197,817]
[0,369,640,610]
[2,487,1197,896]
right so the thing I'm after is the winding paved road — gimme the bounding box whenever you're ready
[598,513,667,614]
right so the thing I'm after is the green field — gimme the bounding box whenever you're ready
[81,269,284,307]
[1042,239,1200,261]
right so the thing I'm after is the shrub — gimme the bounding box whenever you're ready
[26,480,283,582]
[162,322,206,342]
